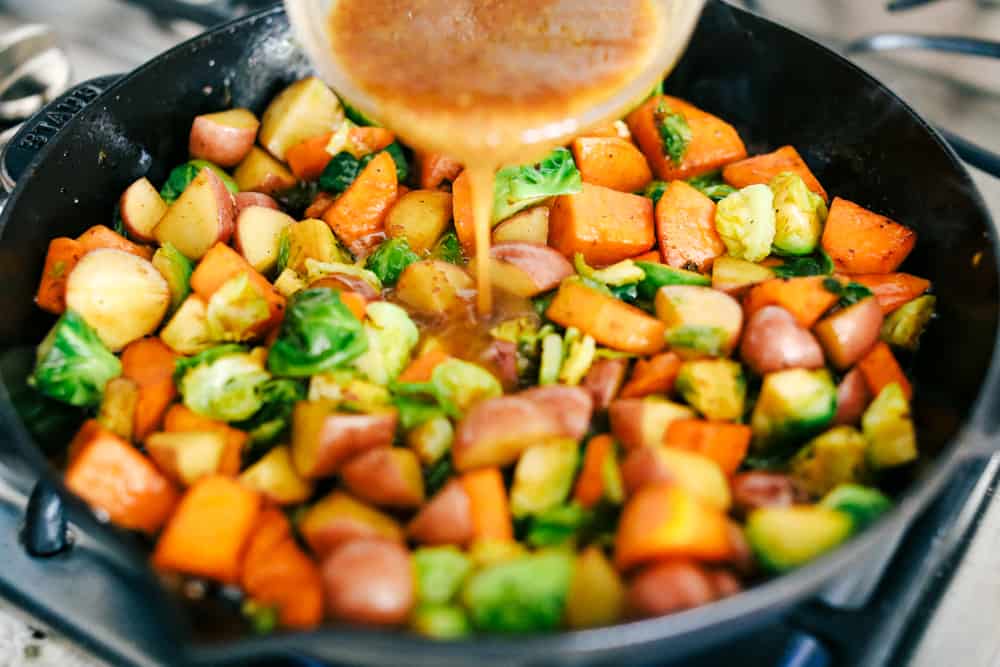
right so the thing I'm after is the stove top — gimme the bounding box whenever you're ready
[0,1,997,666]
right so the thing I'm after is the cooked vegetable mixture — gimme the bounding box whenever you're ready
[26,77,933,635]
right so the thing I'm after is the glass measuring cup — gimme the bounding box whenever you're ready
[284,0,707,165]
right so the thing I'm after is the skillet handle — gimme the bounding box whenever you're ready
[0,74,122,193]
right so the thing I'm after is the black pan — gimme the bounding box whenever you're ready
[0,3,997,666]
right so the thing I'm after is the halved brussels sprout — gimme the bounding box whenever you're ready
[715,184,776,262]
[769,172,828,256]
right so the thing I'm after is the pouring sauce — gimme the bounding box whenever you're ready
[328,0,664,314]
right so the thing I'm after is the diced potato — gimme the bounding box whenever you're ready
[146,430,228,486]
[65,249,171,351]
[655,285,743,358]
[492,206,550,244]
[395,260,474,315]
[154,167,237,260]
[239,445,314,505]
[234,147,296,195]
[565,546,626,629]
[96,377,139,441]
[386,190,453,254]
[119,177,167,243]
[283,218,350,274]
[233,206,295,274]
[259,77,344,161]
[160,295,213,355]
[189,108,259,168]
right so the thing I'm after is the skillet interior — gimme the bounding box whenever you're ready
[0,2,995,666]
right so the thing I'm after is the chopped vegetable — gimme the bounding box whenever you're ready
[635,260,710,299]
[686,171,738,202]
[394,358,502,418]
[565,546,626,629]
[770,252,834,278]
[746,505,851,573]
[510,439,580,518]
[550,183,655,266]
[365,237,421,286]
[653,100,692,165]
[353,302,419,386]
[414,546,473,604]
[492,147,582,223]
[722,145,828,202]
[751,369,837,452]
[770,172,828,256]
[152,242,194,315]
[268,288,368,377]
[862,382,917,469]
[205,273,271,342]
[881,294,935,350]
[675,359,746,421]
[820,483,891,533]
[654,180,725,273]
[546,280,665,355]
[411,604,471,639]
[160,159,238,204]
[177,345,270,421]
[30,310,122,407]
[715,184,776,262]
[790,426,869,497]
[820,197,916,274]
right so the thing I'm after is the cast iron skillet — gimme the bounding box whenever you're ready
[0,3,997,666]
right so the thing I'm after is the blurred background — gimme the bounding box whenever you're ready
[0,0,996,665]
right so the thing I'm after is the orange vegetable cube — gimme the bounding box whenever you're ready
[64,420,178,534]
[35,237,86,314]
[655,180,725,272]
[821,198,916,275]
[460,467,512,542]
[76,224,153,260]
[163,404,246,476]
[323,150,397,257]
[849,273,930,314]
[571,136,652,193]
[743,276,839,329]
[547,280,665,355]
[121,338,178,441]
[285,131,334,181]
[626,95,747,181]
[857,342,912,400]
[152,475,261,583]
[573,434,616,509]
[619,352,682,399]
[664,419,751,476]
[722,145,828,202]
[189,242,286,333]
[416,151,462,190]
[549,183,655,266]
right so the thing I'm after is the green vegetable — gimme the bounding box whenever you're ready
[559,332,596,386]
[365,237,420,286]
[881,295,935,351]
[635,260,710,299]
[524,503,608,548]
[414,546,473,604]
[341,98,379,127]
[769,172,828,256]
[715,184,776,262]
[573,254,644,287]
[393,358,502,418]
[267,288,368,377]
[771,251,834,278]
[151,242,193,315]
[29,311,121,407]
[275,233,291,276]
[234,378,306,454]
[746,505,852,573]
[424,456,453,496]
[407,414,454,464]
[493,147,582,223]
[178,346,270,421]
[790,425,869,497]
[205,274,270,342]
[318,144,409,194]
[410,604,471,639]
[641,180,668,205]
[510,439,580,518]
[304,259,381,294]
[653,101,692,165]
[675,359,745,421]
[462,551,574,634]
[432,232,464,265]
[687,172,738,202]
[394,395,444,430]
[160,159,238,204]
[352,302,419,386]
[666,325,730,357]
[820,483,891,533]
[822,278,873,308]
[862,383,917,469]
[538,332,564,386]
[751,368,837,452]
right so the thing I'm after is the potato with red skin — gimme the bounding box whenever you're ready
[309,272,381,302]
[395,260,474,316]
[322,538,415,626]
[452,386,592,472]
[582,358,629,411]
[188,108,260,167]
[234,146,296,195]
[813,297,884,370]
[406,479,474,546]
[340,447,425,509]
[299,491,403,559]
[730,472,805,517]
[291,401,398,478]
[620,446,731,510]
[119,177,167,243]
[480,339,519,391]
[833,368,872,426]
[627,559,718,618]
[740,305,825,376]
[609,398,695,450]
[153,167,236,260]
[476,242,575,298]
[492,206,549,245]
[234,206,295,274]
[234,192,280,214]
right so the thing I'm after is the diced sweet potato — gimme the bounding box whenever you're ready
[619,352,682,399]
[189,242,285,333]
[857,341,912,400]
[152,475,260,583]
[162,404,246,476]
[549,183,655,266]
[743,277,839,329]
[77,224,153,260]
[821,198,916,274]
[121,337,178,441]
[722,146,827,201]
[664,419,751,476]
[626,95,747,181]
[35,237,86,314]
[546,280,665,354]
[655,181,724,272]
[571,136,652,193]
[64,420,178,534]
[286,131,334,181]
[461,467,512,542]
[850,273,931,314]
[415,151,462,189]
[323,151,398,257]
